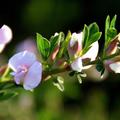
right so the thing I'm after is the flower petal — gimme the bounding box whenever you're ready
[70,32,83,47]
[8,51,36,71]
[71,57,83,72]
[109,62,120,73]
[0,25,12,44]
[23,61,42,90]
[0,44,5,53]
[82,41,99,61]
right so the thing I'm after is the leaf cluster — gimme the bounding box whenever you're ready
[82,22,102,55]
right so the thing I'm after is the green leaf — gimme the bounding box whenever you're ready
[88,23,101,45]
[105,15,110,41]
[82,32,101,55]
[0,82,16,90]
[49,34,59,54]
[82,45,92,55]
[105,15,117,43]
[89,22,99,36]
[110,15,117,28]
[57,76,64,84]
[107,28,117,40]
[88,32,102,45]
[49,32,65,59]
[83,24,89,48]
[53,76,64,92]
[0,91,18,101]
[58,32,65,43]
[82,23,101,55]
[58,31,71,58]
[36,33,50,60]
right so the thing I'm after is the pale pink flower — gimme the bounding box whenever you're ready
[70,32,99,72]
[8,51,42,90]
[0,25,12,52]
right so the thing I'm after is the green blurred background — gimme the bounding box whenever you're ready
[0,0,120,120]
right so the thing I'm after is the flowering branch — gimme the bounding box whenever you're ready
[0,15,120,100]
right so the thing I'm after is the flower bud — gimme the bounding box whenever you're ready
[106,39,118,55]
[0,25,12,53]
[68,32,83,58]
[50,45,60,61]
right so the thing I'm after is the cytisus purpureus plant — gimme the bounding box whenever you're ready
[0,15,120,100]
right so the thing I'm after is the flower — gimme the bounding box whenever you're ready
[105,35,120,73]
[69,32,99,72]
[109,62,120,73]
[68,32,83,58]
[8,51,42,90]
[0,25,12,52]
[71,57,83,72]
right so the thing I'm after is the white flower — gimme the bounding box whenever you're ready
[71,57,83,72]
[70,32,99,72]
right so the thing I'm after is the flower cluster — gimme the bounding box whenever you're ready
[0,15,120,100]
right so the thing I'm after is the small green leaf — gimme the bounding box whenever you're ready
[58,31,71,58]
[57,76,64,84]
[88,23,101,45]
[77,74,82,84]
[89,22,99,36]
[110,15,117,28]
[105,15,110,41]
[88,32,102,45]
[83,24,89,48]
[53,82,64,92]
[0,91,18,101]
[107,28,117,40]
[82,45,92,55]
[53,76,64,92]
[0,83,15,90]
[49,34,59,54]
[58,32,65,43]
[36,33,50,60]
[82,23,101,55]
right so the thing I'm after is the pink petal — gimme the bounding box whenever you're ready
[71,57,83,72]
[0,25,12,44]
[109,62,120,73]
[8,51,36,71]
[23,61,42,90]
[82,41,99,61]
